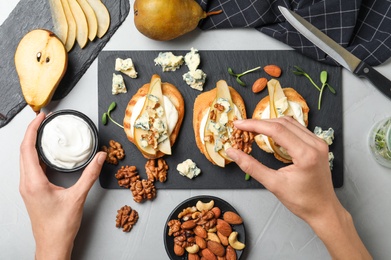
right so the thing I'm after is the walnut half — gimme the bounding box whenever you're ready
[115,205,139,232]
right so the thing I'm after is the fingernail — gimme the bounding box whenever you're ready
[97,152,107,165]
[226,148,238,161]
[233,119,244,126]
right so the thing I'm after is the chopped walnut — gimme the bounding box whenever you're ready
[145,158,169,183]
[130,179,156,203]
[115,205,139,232]
[230,127,255,154]
[192,210,217,230]
[177,206,197,220]
[102,140,125,165]
[115,166,140,188]
[173,230,195,248]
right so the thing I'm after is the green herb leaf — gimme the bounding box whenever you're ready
[227,66,261,87]
[245,173,251,181]
[102,113,108,125]
[108,101,117,112]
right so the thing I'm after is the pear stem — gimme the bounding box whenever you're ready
[206,10,223,17]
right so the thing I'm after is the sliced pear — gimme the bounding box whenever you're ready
[68,0,89,48]
[203,80,236,167]
[77,0,98,41]
[60,0,77,51]
[48,0,68,45]
[133,75,172,156]
[204,95,226,167]
[15,29,68,113]
[267,79,292,162]
[87,0,110,38]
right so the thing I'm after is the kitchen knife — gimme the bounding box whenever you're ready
[278,6,391,99]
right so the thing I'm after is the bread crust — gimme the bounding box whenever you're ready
[193,86,247,165]
[123,80,185,159]
[252,87,309,163]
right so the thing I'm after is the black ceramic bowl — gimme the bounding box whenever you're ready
[164,195,246,260]
[36,110,99,173]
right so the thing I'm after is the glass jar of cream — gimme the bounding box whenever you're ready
[36,110,99,172]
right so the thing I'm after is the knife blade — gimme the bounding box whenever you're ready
[278,6,391,99]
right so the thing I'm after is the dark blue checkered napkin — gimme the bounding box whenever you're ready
[197,0,391,66]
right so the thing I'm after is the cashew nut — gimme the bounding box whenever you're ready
[196,200,214,211]
[206,232,221,244]
[185,244,200,254]
[228,231,245,250]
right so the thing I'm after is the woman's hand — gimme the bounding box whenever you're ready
[226,117,372,259]
[19,113,106,260]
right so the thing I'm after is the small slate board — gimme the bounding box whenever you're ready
[98,50,343,189]
[0,0,130,128]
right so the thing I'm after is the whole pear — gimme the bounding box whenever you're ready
[134,0,221,41]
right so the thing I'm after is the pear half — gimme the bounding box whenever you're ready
[15,29,68,113]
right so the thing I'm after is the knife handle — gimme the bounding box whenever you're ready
[354,61,391,99]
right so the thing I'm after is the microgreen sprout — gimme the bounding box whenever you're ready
[292,66,336,110]
[245,173,251,181]
[102,101,124,129]
[228,66,261,87]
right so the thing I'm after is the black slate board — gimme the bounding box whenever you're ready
[0,0,130,128]
[98,50,343,189]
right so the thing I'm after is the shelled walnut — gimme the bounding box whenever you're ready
[115,205,139,232]
[145,158,169,183]
[101,140,125,165]
[130,179,156,203]
[115,165,140,188]
[229,128,255,154]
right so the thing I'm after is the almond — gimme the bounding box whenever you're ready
[217,231,229,246]
[264,65,282,77]
[207,241,225,257]
[226,245,237,260]
[201,248,217,260]
[211,206,221,218]
[216,219,232,237]
[181,220,196,230]
[174,243,185,256]
[195,235,207,249]
[252,77,267,93]
[194,225,207,238]
[223,211,243,225]
[188,253,201,260]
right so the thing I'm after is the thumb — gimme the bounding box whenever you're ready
[226,148,275,189]
[73,152,106,197]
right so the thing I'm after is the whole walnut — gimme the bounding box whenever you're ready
[102,140,125,165]
[130,179,156,203]
[145,158,169,183]
[115,165,140,188]
[116,205,139,232]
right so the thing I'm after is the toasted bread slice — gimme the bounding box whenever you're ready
[193,85,247,166]
[123,77,184,159]
[252,87,309,163]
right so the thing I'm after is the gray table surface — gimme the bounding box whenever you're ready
[1,1,391,259]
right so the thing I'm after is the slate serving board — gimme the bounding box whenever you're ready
[0,0,130,128]
[98,50,343,189]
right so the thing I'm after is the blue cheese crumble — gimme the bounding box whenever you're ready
[154,52,184,72]
[182,48,206,91]
[112,74,127,95]
[115,58,138,78]
[314,126,335,169]
[177,159,201,179]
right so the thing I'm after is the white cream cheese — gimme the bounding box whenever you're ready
[260,101,305,150]
[177,159,201,179]
[41,115,94,169]
[129,95,178,138]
